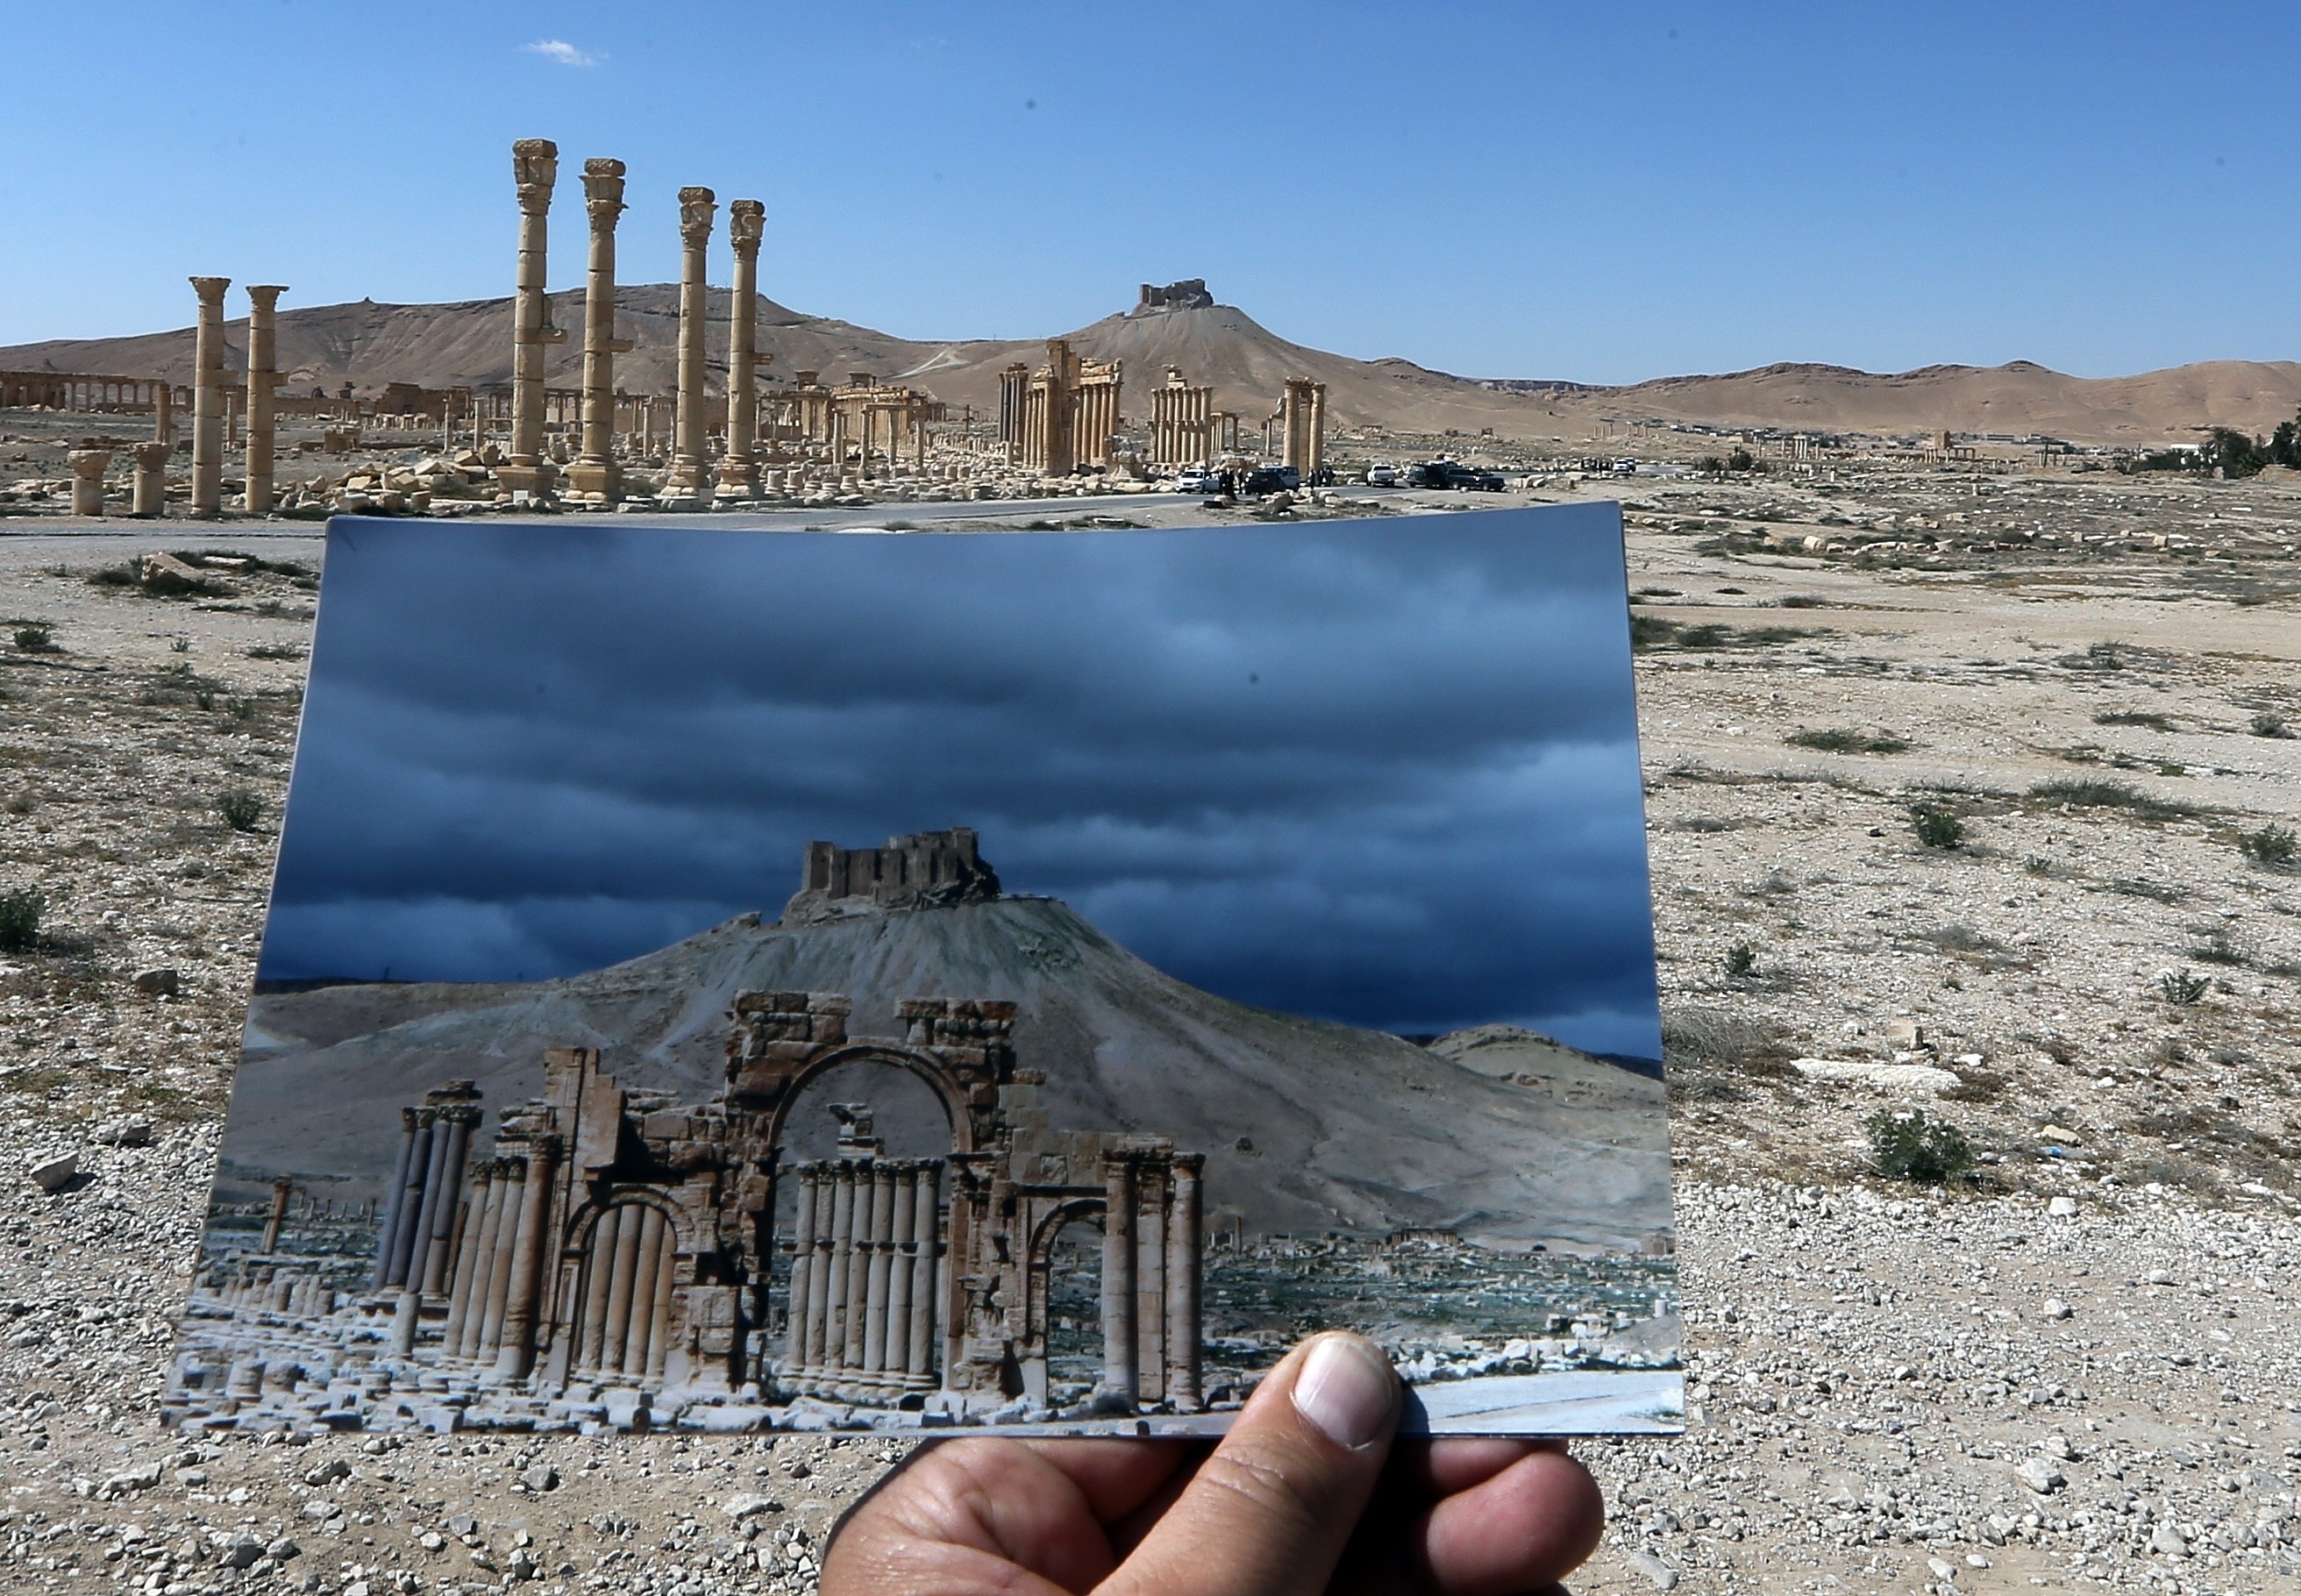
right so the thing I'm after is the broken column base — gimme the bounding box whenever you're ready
[563,460,623,506]
[490,463,559,505]
[713,464,760,502]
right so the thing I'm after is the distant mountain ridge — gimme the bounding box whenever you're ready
[4,288,2297,445]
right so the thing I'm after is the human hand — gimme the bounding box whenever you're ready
[822,1330,1605,1596]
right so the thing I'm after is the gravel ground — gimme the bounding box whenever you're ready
[1,466,2296,1594]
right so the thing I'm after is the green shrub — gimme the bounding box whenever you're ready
[2236,823,2296,868]
[1909,802,1965,849]
[12,624,54,652]
[2250,711,2292,739]
[0,887,43,951]
[2029,778,2194,819]
[1722,941,1757,978]
[219,790,265,832]
[2157,968,2209,1005]
[1865,1108,1975,1185]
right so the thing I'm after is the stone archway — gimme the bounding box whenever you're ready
[1021,1197,1108,1407]
[566,1194,681,1383]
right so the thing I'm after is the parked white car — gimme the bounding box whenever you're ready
[1364,463,1399,486]
[1175,467,1222,494]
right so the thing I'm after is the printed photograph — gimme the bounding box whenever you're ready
[168,503,1679,1438]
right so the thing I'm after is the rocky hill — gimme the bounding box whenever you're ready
[227,894,1670,1252]
[6,286,2298,445]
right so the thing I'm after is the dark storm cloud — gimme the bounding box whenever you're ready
[260,508,1661,1058]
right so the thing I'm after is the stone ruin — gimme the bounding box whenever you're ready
[167,838,1207,1434]
[1134,279,1215,313]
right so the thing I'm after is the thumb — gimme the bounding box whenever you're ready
[1103,1332,1400,1596]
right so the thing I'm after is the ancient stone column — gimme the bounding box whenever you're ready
[442,1161,497,1354]
[1307,382,1327,478]
[371,1108,420,1291]
[385,1110,437,1289]
[1101,1154,1137,1403]
[863,1161,898,1384]
[189,276,230,517]
[884,1164,915,1384]
[130,441,170,517]
[718,200,764,501]
[624,1206,666,1377]
[402,1110,454,1293]
[823,1160,856,1379]
[1165,1154,1203,1410]
[784,1166,818,1382]
[908,1160,940,1388]
[420,1107,476,1294]
[67,449,110,517]
[843,1163,876,1379]
[495,1134,559,1378]
[578,1206,621,1372]
[476,1163,524,1358]
[1136,1164,1168,1402]
[568,158,630,506]
[496,139,565,503]
[243,286,286,512]
[665,186,717,507]
[602,1201,644,1373]
[153,381,174,448]
[644,1236,675,1380]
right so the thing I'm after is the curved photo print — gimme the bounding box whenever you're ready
[172,504,1679,1438]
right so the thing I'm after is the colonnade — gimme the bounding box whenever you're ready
[781,1158,943,1400]
[569,1200,679,1382]
[370,1093,481,1295]
[1097,1151,1203,1409]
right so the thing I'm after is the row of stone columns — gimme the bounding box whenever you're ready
[572,1201,677,1381]
[1100,1151,1203,1409]
[371,1100,480,1293]
[502,138,779,509]
[431,1134,561,1376]
[782,1158,942,1400]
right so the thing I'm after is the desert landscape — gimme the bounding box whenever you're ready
[0,441,2292,1592]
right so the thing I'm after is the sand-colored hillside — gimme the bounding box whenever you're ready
[6,289,2299,445]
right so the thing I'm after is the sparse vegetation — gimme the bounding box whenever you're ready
[218,789,265,832]
[1787,728,1910,754]
[12,623,55,652]
[245,643,306,661]
[2095,709,2174,730]
[2250,710,2292,739]
[0,886,44,951]
[2237,823,2296,868]
[1865,1108,1975,1185]
[2028,777,2195,820]
[2156,969,2210,1005]
[1722,941,1758,978]
[1909,802,1965,850]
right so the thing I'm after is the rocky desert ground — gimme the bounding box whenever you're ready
[0,459,2295,1595]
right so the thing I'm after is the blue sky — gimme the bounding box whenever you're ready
[256,509,1663,1058]
[4,3,2297,383]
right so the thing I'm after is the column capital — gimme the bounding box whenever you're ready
[728,199,765,258]
[189,276,231,305]
[513,138,559,213]
[246,284,288,311]
[677,186,717,248]
[582,157,627,224]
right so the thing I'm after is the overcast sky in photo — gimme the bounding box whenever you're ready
[3,3,2297,383]
[255,508,1663,1059]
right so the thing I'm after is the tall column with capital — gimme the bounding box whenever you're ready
[189,277,230,517]
[495,139,565,503]
[568,158,631,506]
[665,186,716,508]
[242,286,286,511]
[495,1133,561,1379]
[717,199,765,501]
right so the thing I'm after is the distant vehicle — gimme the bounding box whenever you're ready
[1612,457,1640,474]
[1174,467,1222,494]
[1407,460,1504,491]
[1364,463,1399,486]
[1241,466,1294,495]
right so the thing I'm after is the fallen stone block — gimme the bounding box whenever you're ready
[28,1150,79,1193]
[1791,1058,1963,1094]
